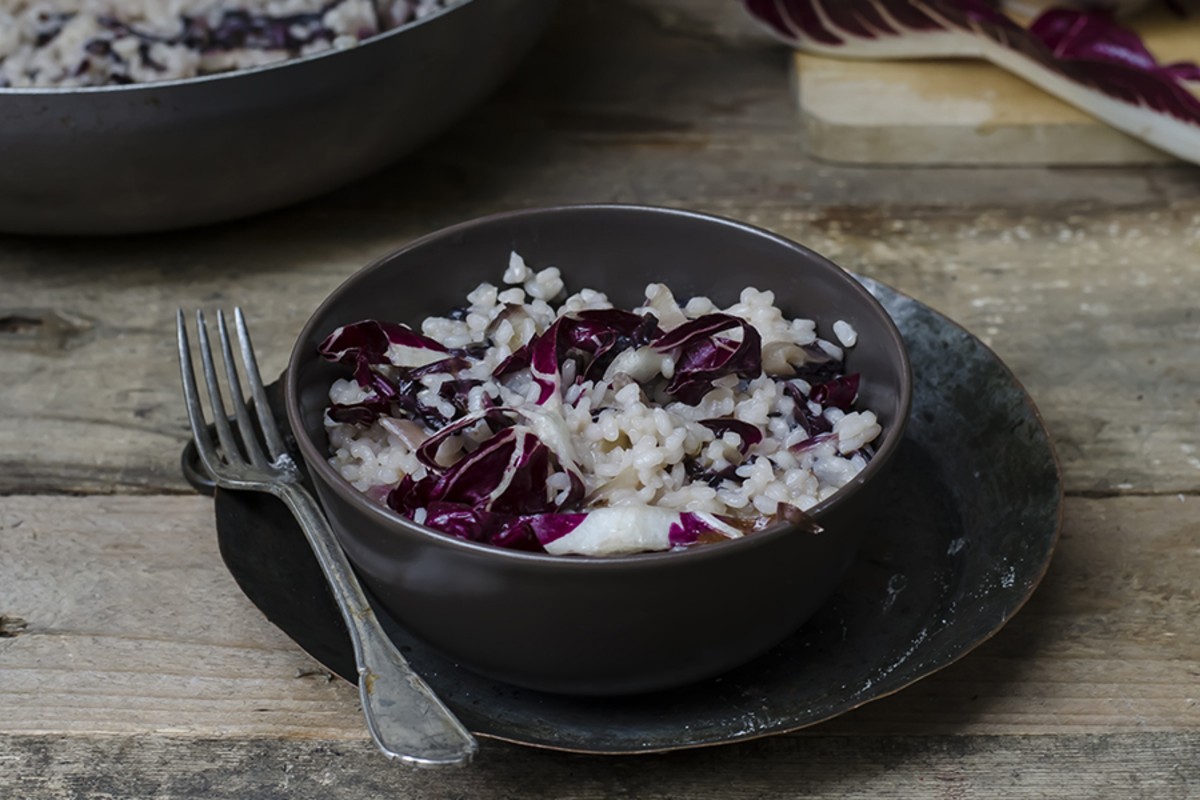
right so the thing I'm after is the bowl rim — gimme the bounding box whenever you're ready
[0,0,478,97]
[285,203,913,569]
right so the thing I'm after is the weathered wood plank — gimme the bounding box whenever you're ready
[2,205,1199,495]
[3,732,1198,800]
[2,494,1197,741]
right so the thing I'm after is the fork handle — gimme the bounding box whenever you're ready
[273,482,478,767]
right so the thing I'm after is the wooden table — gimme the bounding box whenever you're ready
[3,2,1198,796]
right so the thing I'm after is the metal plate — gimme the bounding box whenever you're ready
[208,277,1062,753]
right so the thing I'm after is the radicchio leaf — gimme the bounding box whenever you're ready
[789,431,838,454]
[528,318,568,404]
[651,313,763,405]
[742,0,1200,165]
[419,502,543,551]
[387,472,435,517]
[411,504,588,552]
[572,309,662,381]
[317,319,452,413]
[681,419,765,487]
[493,342,532,378]
[699,418,764,456]
[527,512,589,546]
[511,310,664,403]
[792,341,845,383]
[1030,8,1200,82]
[810,373,861,411]
[783,381,833,436]
[318,319,449,369]
[327,395,392,427]
[391,423,584,525]
[432,428,546,513]
[413,409,513,470]
[667,512,740,547]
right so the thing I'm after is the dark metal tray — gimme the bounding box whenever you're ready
[207,277,1062,754]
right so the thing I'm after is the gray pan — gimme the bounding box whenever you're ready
[0,0,558,236]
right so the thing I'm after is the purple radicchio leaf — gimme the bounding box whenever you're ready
[403,502,587,553]
[436,428,550,514]
[318,319,449,368]
[326,394,393,427]
[682,419,765,488]
[414,409,515,470]
[528,318,570,404]
[353,356,483,432]
[667,512,738,547]
[783,381,833,436]
[792,341,845,383]
[789,431,839,454]
[570,309,663,381]
[390,472,570,552]
[810,373,861,412]
[742,0,941,45]
[408,428,524,511]
[319,319,452,403]
[741,0,1200,164]
[651,314,763,405]
[419,502,543,551]
[1030,8,1200,82]
[664,507,823,547]
[683,458,741,489]
[387,472,435,517]
[699,418,764,456]
[393,424,584,521]
[504,310,663,403]
[527,512,588,546]
[493,341,532,379]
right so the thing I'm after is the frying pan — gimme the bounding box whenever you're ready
[0,0,558,235]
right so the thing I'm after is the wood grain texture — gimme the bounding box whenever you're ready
[1,494,1196,740]
[3,732,1198,800]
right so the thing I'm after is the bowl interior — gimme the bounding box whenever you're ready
[287,204,912,554]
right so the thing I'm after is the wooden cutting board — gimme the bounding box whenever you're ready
[793,10,1197,166]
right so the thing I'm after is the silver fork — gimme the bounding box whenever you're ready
[176,308,477,767]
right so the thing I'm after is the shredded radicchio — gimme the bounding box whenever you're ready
[321,279,873,556]
[651,313,763,404]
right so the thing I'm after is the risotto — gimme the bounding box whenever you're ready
[0,0,463,87]
[321,254,883,556]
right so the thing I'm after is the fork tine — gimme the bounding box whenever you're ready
[195,310,243,464]
[177,310,222,477]
[234,307,290,462]
[216,310,270,470]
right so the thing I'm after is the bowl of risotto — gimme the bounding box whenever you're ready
[285,204,913,695]
[0,0,557,235]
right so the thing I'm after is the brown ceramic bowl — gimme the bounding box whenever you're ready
[285,204,912,695]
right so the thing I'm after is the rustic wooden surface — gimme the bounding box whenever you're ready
[2,1,1199,797]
